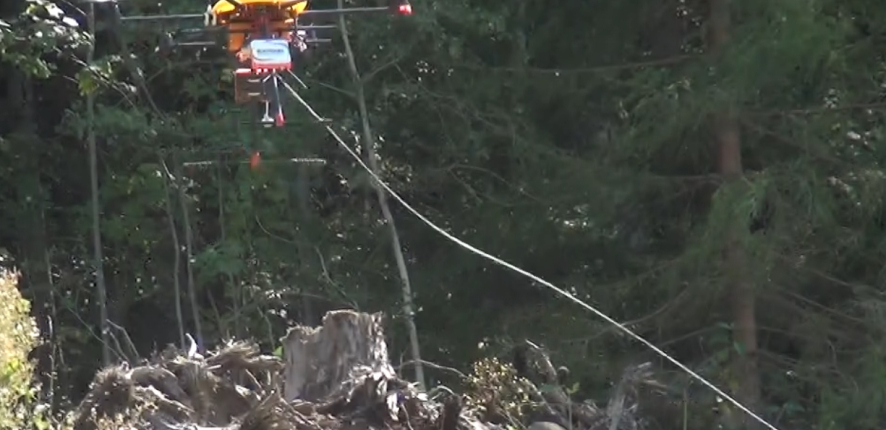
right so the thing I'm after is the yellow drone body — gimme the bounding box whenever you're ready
[210,0,308,20]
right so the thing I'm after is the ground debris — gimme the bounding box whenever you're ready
[70,311,657,430]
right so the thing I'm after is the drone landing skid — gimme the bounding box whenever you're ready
[233,38,330,127]
[235,74,332,126]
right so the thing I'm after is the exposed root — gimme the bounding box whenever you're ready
[70,311,654,430]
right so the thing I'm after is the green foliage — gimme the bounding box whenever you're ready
[6,0,886,428]
[0,270,46,429]
[1,0,84,78]
[463,357,530,424]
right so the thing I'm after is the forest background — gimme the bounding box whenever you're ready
[2,0,886,429]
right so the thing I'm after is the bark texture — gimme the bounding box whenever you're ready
[282,310,394,402]
[707,0,762,427]
[69,311,656,430]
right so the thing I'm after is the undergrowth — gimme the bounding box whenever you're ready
[463,357,531,426]
[0,269,53,430]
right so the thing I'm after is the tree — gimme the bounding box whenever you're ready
[6,0,886,428]
[706,0,760,427]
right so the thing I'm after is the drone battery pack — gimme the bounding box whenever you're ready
[248,39,292,72]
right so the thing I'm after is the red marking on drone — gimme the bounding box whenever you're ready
[115,0,413,132]
[249,151,262,170]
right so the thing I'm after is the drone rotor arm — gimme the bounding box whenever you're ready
[298,24,336,30]
[298,7,385,17]
[298,0,412,17]
[118,13,206,21]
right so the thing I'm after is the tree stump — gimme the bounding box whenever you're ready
[71,310,601,430]
[282,309,396,402]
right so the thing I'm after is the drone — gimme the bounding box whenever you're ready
[94,0,413,168]
[107,0,412,130]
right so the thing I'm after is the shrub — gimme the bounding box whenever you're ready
[0,269,41,429]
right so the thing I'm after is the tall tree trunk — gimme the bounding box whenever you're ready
[707,0,761,428]
[160,155,186,349]
[295,164,317,326]
[87,2,111,366]
[336,0,425,390]
[173,152,204,349]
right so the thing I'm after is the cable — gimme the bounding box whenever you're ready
[280,77,780,430]
[97,3,775,427]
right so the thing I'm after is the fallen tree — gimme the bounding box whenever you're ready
[70,310,656,430]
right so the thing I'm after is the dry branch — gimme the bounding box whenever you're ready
[69,310,654,430]
[512,340,657,430]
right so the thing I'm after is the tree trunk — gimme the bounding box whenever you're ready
[173,152,204,349]
[72,310,485,430]
[715,113,761,429]
[295,164,318,327]
[86,2,111,366]
[281,310,395,402]
[335,0,425,390]
[707,0,761,428]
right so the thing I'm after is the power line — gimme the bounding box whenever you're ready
[96,14,776,423]
[279,80,782,430]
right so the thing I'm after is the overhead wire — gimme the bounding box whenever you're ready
[278,78,781,430]
[92,2,778,426]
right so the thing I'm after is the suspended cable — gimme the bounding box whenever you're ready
[278,78,781,430]
[94,4,776,424]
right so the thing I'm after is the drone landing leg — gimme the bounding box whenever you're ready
[260,100,273,125]
[259,74,280,127]
[270,74,285,127]
[279,77,331,123]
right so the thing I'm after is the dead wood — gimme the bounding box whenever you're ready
[513,340,657,430]
[281,310,395,402]
[69,310,655,430]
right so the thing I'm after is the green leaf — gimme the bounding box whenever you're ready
[76,68,98,96]
[570,382,580,392]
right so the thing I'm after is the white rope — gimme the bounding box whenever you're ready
[282,77,781,430]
